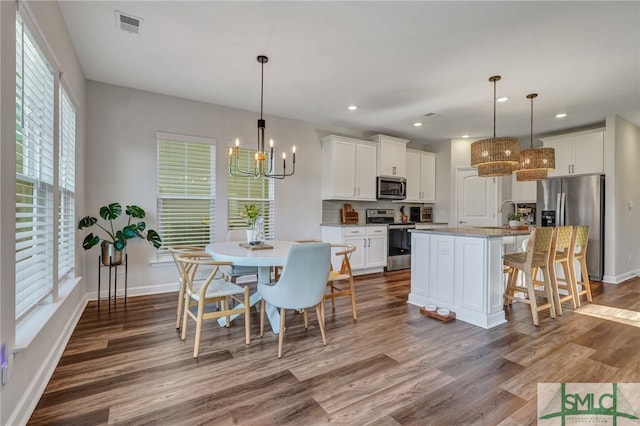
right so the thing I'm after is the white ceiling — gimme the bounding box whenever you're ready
[59,1,640,145]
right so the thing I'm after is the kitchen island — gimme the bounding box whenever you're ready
[409,227,530,329]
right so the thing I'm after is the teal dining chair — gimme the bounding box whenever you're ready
[258,242,331,358]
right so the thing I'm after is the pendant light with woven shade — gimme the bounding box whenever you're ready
[471,75,519,177]
[515,93,555,181]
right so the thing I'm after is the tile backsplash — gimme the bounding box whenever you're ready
[322,200,432,224]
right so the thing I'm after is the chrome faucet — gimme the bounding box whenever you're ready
[499,199,518,214]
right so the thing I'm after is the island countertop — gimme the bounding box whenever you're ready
[410,226,531,238]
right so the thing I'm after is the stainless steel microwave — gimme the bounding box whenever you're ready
[377,176,406,200]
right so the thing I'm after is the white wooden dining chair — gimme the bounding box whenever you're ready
[176,253,250,358]
[258,242,331,358]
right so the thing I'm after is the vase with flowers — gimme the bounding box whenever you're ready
[243,204,264,244]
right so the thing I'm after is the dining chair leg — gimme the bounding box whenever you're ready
[278,307,286,359]
[348,276,357,320]
[579,257,593,304]
[259,299,265,337]
[181,295,190,340]
[320,298,326,327]
[193,301,205,358]
[176,280,185,329]
[316,303,327,346]
[244,287,250,345]
[330,284,336,311]
[303,308,308,330]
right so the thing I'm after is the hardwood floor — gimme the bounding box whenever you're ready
[29,271,640,425]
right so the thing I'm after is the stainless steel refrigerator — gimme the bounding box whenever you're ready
[537,174,604,280]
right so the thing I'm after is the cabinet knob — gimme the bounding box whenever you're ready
[392,166,396,175]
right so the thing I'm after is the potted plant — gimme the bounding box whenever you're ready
[507,213,523,228]
[78,202,162,265]
[243,204,262,243]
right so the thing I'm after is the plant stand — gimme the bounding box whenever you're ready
[98,253,128,310]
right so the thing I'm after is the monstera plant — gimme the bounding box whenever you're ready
[78,203,161,265]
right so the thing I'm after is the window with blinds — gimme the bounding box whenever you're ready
[58,89,76,279]
[227,148,275,238]
[157,135,215,253]
[15,16,55,319]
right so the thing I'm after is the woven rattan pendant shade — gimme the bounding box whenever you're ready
[515,93,555,181]
[470,76,519,177]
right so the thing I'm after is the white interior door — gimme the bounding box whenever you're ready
[455,168,497,227]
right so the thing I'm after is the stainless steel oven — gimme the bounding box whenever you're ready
[387,223,415,271]
[366,209,415,271]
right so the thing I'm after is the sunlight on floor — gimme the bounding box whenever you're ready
[575,304,640,328]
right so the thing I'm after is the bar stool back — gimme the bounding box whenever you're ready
[572,225,593,306]
[548,226,579,315]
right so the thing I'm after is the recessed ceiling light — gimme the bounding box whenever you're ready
[555,113,567,118]
[462,134,470,138]
[497,97,508,103]
[348,105,358,111]
[413,122,423,127]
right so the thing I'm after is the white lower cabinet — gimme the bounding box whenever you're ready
[409,231,506,328]
[321,225,387,275]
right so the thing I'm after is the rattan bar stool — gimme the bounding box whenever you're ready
[503,227,556,326]
[548,226,579,315]
[572,225,593,307]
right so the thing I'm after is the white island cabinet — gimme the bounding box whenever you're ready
[409,227,529,329]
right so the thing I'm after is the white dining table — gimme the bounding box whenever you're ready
[206,240,296,333]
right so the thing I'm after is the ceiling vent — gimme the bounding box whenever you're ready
[115,10,143,35]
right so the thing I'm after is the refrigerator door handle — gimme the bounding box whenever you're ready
[560,192,566,226]
[556,193,561,226]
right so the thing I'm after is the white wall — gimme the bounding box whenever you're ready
[82,81,369,297]
[603,115,640,283]
[0,1,87,424]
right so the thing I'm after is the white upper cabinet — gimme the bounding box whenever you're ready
[511,175,537,202]
[405,149,436,203]
[321,135,377,201]
[369,134,408,177]
[541,128,604,177]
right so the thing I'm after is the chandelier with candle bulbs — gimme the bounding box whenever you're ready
[229,55,296,180]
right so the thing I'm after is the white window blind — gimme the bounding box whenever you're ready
[58,89,76,278]
[227,148,275,238]
[157,136,215,252]
[15,16,55,319]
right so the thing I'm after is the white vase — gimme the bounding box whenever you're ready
[509,220,522,228]
[246,229,254,243]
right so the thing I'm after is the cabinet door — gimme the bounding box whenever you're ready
[573,131,604,175]
[366,235,387,268]
[454,237,485,312]
[378,138,407,177]
[420,153,436,202]
[405,151,421,202]
[410,233,430,297]
[511,175,536,202]
[355,143,377,200]
[344,236,366,270]
[429,235,455,304]
[545,138,573,177]
[330,140,357,198]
